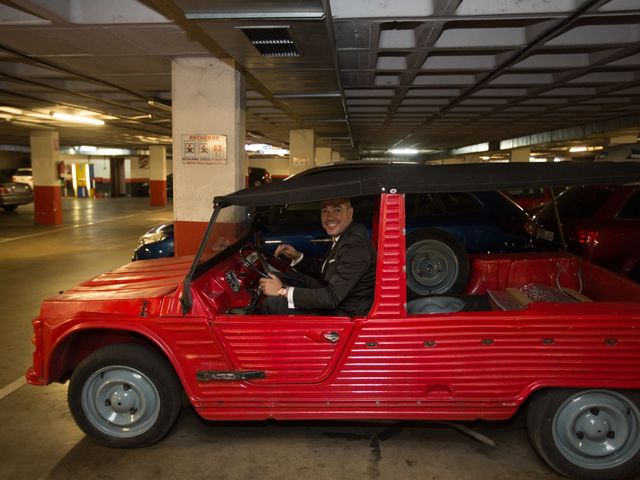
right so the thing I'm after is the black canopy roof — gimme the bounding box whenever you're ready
[215,161,640,207]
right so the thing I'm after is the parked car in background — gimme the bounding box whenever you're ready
[0,174,33,211]
[504,187,551,213]
[527,185,640,282]
[133,191,534,297]
[248,167,271,186]
[11,167,33,189]
[139,173,173,198]
[132,222,174,260]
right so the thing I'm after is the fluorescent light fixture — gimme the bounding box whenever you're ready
[479,156,490,160]
[51,112,104,126]
[0,106,24,115]
[76,146,129,156]
[389,148,418,155]
[569,146,588,153]
[147,100,172,112]
[529,156,547,162]
[245,143,289,156]
[451,142,489,155]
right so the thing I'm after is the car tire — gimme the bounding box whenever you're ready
[527,389,640,480]
[68,343,182,448]
[1,205,18,211]
[405,229,470,298]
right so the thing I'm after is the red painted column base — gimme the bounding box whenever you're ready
[33,185,62,225]
[150,180,167,206]
[174,220,241,256]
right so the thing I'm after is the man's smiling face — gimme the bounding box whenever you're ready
[320,199,353,237]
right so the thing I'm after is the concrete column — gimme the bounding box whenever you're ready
[442,157,465,164]
[331,151,342,162]
[289,129,315,174]
[29,130,62,225]
[172,57,246,256]
[510,147,530,162]
[315,147,332,166]
[609,134,638,145]
[149,145,167,206]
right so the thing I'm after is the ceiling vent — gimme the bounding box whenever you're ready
[240,27,300,57]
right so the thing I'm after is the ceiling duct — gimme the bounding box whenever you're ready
[240,27,300,57]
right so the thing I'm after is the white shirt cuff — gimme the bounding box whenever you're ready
[286,286,295,309]
[290,253,304,266]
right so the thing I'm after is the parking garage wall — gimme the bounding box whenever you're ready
[0,151,29,176]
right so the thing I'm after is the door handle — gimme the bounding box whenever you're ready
[323,331,340,344]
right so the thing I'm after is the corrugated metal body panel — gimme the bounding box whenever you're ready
[213,315,354,383]
[369,193,406,317]
[39,256,192,317]
[189,311,640,421]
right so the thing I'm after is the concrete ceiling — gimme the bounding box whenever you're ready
[0,0,639,160]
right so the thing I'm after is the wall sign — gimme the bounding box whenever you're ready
[292,156,310,167]
[181,134,227,165]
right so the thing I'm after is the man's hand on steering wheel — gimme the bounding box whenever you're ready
[274,243,302,262]
[258,274,283,296]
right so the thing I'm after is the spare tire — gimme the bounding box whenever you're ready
[405,229,470,298]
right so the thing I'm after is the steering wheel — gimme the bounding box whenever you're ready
[239,245,271,278]
[238,245,305,285]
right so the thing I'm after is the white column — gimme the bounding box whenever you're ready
[609,134,638,145]
[149,145,167,206]
[289,129,315,174]
[510,147,531,162]
[172,57,246,255]
[30,130,62,224]
[315,147,332,166]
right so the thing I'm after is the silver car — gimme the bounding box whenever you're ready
[0,174,33,211]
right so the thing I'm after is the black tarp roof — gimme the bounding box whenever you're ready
[214,161,640,207]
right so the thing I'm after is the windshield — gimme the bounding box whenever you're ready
[196,205,253,265]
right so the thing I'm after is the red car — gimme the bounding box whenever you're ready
[27,162,640,480]
[528,185,640,282]
[504,187,551,213]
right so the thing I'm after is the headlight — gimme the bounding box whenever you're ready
[139,232,168,245]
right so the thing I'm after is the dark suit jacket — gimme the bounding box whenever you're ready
[292,222,376,316]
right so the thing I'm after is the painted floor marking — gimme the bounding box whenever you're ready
[0,376,26,401]
[0,208,171,244]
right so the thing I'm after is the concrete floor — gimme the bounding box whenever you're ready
[0,198,628,480]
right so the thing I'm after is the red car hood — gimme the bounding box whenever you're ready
[39,256,194,318]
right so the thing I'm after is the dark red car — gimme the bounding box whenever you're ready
[27,162,640,480]
[528,185,640,282]
[504,187,551,213]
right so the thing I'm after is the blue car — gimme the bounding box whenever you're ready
[132,191,533,297]
[132,223,175,260]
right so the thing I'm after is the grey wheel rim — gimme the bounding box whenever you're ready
[406,239,459,295]
[552,390,640,470]
[82,365,161,438]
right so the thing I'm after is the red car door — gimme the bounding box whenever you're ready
[211,313,355,384]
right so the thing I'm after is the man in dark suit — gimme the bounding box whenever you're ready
[259,198,376,316]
